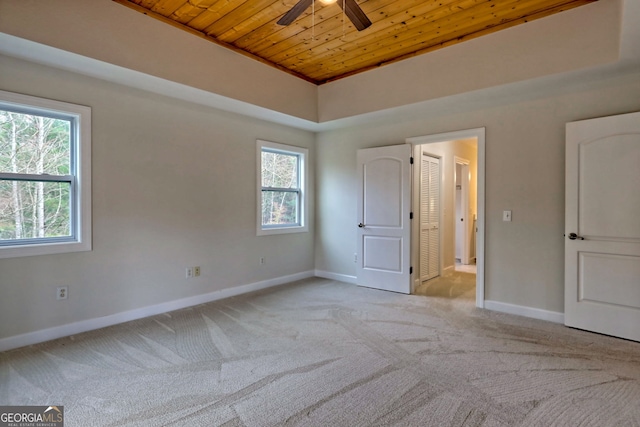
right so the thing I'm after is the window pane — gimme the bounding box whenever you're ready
[261,151,298,188]
[262,191,299,226]
[0,180,71,240]
[0,111,71,176]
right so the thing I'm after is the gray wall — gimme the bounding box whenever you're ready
[0,0,638,343]
[318,0,622,121]
[0,0,318,122]
[0,55,315,339]
[315,72,640,314]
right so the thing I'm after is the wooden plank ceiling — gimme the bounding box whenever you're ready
[113,0,597,84]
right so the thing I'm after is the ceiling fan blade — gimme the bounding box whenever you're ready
[336,0,372,31]
[277,0,314,26]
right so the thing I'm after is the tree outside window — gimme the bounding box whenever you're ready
[0,111,72,241]
[257,140,307,235]
[261,149,300,226]
[0,90,91,259]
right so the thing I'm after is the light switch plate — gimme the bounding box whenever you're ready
[503,210,512,222]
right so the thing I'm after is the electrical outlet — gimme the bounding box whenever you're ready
[259,257,265,265]
[56,286,68,300]
[354,253,358,263]
[186,267,194,279]
[194,266,201,277]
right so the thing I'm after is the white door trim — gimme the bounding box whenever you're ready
[407,128,486,308]
[454,156,471,265]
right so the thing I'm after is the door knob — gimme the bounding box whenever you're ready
[568,232,584,240]
[358,223,365,228]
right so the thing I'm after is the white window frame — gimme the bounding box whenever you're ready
[257,140,308,236]
[0,90,91,259]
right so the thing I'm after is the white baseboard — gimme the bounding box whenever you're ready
[0,270,315,352]
[484,300,565,324]
[314,270,357,284]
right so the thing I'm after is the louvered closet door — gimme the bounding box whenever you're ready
[421,154,441,281]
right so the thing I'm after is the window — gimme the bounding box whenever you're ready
[257,140,308,235]
[0,90,91,258]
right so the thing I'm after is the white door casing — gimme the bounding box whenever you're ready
[357,144,412,294]
[456,183,462,260]
[565,111,640,342]
[454,158,470,265]
[407,128,485,307]
[421,153,440,281]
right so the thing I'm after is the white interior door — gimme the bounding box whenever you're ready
[420,153,440,281]
[357,144,412,294]
[565,111,640,342]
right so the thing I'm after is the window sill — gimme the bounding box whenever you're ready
[0,240,91,259]
[257,225,309,236]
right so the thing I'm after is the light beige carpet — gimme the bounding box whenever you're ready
[1,278,640,426]
[414,269,477,299]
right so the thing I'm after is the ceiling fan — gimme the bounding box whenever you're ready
[277,0,372,31]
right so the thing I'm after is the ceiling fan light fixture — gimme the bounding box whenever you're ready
[277,0,371,31]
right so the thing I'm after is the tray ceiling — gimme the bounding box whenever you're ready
[113,0,597,84]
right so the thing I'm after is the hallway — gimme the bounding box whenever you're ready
[415,261,476,299]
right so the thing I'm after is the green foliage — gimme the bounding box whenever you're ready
[0,110,72,240]
[261,150,300,226]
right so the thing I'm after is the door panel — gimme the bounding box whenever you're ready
[357,145,411,294]
[565,111,640,342]
[580,253,640,307]
[364,159,402,227]
[580,135,640,238]
[364,236,402,272]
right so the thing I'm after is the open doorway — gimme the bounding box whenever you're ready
[455,157,473,268]
[407,128,485,308]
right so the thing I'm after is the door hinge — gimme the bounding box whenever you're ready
[410,266,413,275]
[410,156,414,164]
[410,212,413,220]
